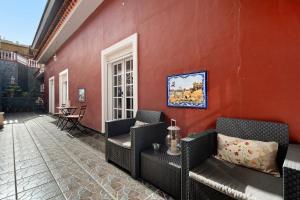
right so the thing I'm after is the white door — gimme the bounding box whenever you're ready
[111,56,134,120]
[62,80,68,105]
[48,77,55,114]
[59,69,69,106]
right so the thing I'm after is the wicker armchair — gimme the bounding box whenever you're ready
[181,117,300,200]
[105,110,167,179]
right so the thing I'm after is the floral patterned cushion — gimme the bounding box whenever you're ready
[215,133,280,177]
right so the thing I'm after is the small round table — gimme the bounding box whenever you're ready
[56,106,78,129]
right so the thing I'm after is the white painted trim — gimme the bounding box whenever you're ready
[59,69,69,106]
[59,68,69,76]
[101,33,138,133]
[107,52,132,64]
[48,76,55,114]
[32,0,56,48]
[37,0,104,63]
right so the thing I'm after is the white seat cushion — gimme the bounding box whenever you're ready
[132,120,149,128]
[189,158,283,200]
[108,134,131,149]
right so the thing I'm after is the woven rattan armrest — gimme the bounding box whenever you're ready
[130,122,167,178]
[283,144,300,200]
[181,129,217,200]
[105,118,135,138]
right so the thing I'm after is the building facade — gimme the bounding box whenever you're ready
[33,0,300,142]
[0,38,35,58]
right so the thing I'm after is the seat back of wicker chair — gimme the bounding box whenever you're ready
[216,117,289,171]
[135,110,164,124]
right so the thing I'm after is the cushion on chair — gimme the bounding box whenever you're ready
[216,117,289,172]
[129,120,149,135]
[215,133,280,176]
[189,158,283,200]
[132,120,149,128]
[107,134,131,149]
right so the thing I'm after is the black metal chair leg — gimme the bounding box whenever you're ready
[68,120,85,134]
[58,115,67,128]
[57,117,64,127]
[61,118,69,130]
[68,120,77,132]
[56,116,61,126]
[73,121,81,132]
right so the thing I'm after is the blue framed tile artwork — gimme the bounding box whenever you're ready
[167,71,208,109]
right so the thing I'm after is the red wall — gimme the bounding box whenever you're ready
[45,0,300,143]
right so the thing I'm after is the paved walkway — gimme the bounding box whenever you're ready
[0,113,170,200]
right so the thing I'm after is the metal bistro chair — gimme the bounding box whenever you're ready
[64,105,87,133]
[53,104,66,127]
[60,106,78,130]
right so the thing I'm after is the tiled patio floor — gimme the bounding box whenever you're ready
[0,113,172,200]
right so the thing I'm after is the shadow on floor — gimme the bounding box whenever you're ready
[0,112,173,200]
[49,115,106,153]
[5,112,42,123]
[4,112,106,153]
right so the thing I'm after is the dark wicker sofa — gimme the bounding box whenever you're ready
[105,110,167,178]
[181,117,300,200]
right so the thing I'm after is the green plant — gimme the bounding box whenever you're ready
[22,92,30,97]
[5,84,22,97]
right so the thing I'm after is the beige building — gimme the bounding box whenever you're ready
[0,38,35,58]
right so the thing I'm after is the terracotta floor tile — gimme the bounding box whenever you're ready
[17,181,61,200]
[16,163,48,180]
[16,170,54,193]
[0,172,15,186]
[0,113,173,200]
[0,181,15,200]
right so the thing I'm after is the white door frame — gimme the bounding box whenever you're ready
[59,69,69,106]
[101,33,138,133]
[48,76,55,114]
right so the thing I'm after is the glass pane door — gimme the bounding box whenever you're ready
[111,56,134,120]
[49,79,54,113]
[112,61,124,120]
[62,81,68,105]
[125,57,134,118]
